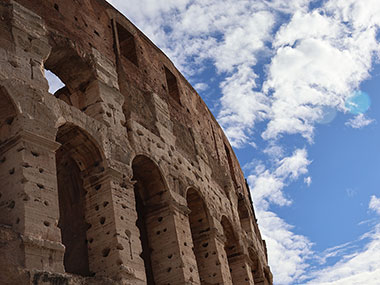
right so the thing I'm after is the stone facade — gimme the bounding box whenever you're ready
[0,0,273,284]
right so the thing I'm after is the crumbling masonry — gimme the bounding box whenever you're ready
[0,0,273,284]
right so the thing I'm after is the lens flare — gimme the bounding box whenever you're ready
[345,90,371,115]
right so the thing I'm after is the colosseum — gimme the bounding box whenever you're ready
[0,0,273,284]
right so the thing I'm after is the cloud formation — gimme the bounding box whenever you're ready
[345,114,375,129]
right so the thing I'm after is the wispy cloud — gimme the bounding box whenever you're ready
[346,114,375,129]
[304,197,380,285]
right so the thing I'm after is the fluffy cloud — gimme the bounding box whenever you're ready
[263,3,380,140]
[345,114,375,129]
[248,149,312,283]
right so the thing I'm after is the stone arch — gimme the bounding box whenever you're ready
[55,123,105,276]
[221,215,246,284]
[44,38,96,109]
[249,246,265,284]
[131,154,171,284]
[186,187,214,283]
[0,86,19,228]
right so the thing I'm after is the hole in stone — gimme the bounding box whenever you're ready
[100,217,106,225]
[167,267,172,272]
[17,147,25,152]
[102,248,110,257]
[22,163,31,168]
[167,254,173,259]
[16,217,20,224]
[94,30,100,37]
[31,151,39,157]
[156,230,161,235]
[39,168,44,173]
[5,117,14,125]
[44,201,49,206]
[54,3,59,11]
[95,205,99,211]
[121,203,127,209]
[103,201,109,207]
[205,252,209,258]
[89,238,94,243]
[163,228,167,232]
[44,221,50,227]
[95,184,102,191]
[9,168,15,175]
[202,242,208,248]
[117,244,124,250]
[37,183,45,189]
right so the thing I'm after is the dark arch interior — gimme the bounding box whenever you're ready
[249,247,263,283]
[186,188,211,282]
[132,155,167,285]
[56,124,103,276]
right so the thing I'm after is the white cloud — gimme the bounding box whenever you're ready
[248,149,312,284]
[345,114,375,129]
[369,195,380,215]
[257,209,313,284]
[304,176,312,186]
[194,82,208,92]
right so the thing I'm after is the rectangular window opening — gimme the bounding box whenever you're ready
[164,66,181,104]
[116,22,138,66]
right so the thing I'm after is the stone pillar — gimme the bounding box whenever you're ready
[196,229,233,284]
[0,130,64,273]
[80,166,136,280]
[229,254,255,284]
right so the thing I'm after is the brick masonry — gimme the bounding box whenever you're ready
[0,0,273,284]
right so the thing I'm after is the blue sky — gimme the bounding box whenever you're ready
[48,0,380,283]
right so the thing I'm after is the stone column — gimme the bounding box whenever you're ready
[229,254,255,284]
[0,130,64,273]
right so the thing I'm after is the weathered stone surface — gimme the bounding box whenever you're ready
[0,0,273,284]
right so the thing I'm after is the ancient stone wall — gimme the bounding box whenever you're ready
[0,0,273,284]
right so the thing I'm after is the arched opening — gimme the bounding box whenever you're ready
[56,124,103,276]
[238,198,253,235]
[249,247,264,284]
[186,188,212,282]
[44,41,96,109]
[221,216,241,284]
[132,155,168,284]
[0,87,18,228]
